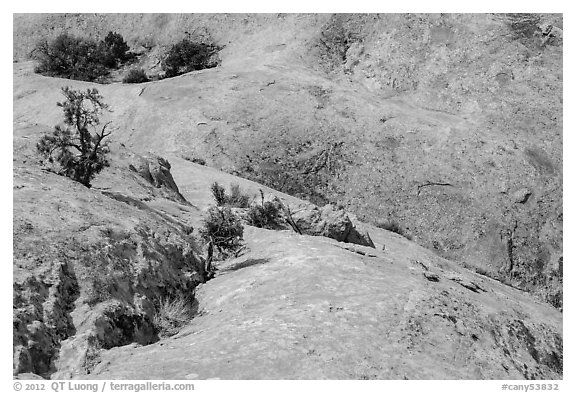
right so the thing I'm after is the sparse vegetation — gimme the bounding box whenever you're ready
[100,31,132,68]
[191,157,206,165]
[162,37,220,78]
[153,296,193,338]
[236,140,345,207]
[210,182,251,208]
[199,206,244,253]
[32,31,133,82]
[182,154,206,166]
[210,182,227,206]
[376,220,412,240]
[227,184,251,208]
[36,87,112,187]
[122,68,149,84]
[246,193,284,229]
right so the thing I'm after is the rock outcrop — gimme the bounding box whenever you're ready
[13,158,205,378]
[128,154,188,204]
[291,204,375,248]
[12,139,563,380]
[84,226,562,380]
[13,13,562,307]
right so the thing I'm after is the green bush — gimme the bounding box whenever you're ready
[162,38,220,78]
[122,68,149,83]
[36,87,112,187]
[210,182,251,208]
[199,206,244,252]
[246,198,284,229]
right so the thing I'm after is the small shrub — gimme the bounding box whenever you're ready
[153,296,192,338]
[210,182,251,208]
[100,31,131,68]
[246,197,284,229]
[162,38,220,78]
[210,182,228,206]
[122,68,149,83]
[182,154,206,165]
[227,184,251,208]
[199,206,244,252]
[37,87,112,187]
[376,220,412,239]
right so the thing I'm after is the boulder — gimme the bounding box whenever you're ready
[292,204,375,248]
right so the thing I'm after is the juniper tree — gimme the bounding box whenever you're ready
[37,87,112,187]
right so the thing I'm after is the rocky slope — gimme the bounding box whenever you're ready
[14,13,563,308]
[12,129,563,379]
[13,141,208,377]
[13,13,563,379]
[88,226,562,380]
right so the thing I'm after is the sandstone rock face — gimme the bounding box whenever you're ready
[12,135,563,380]
[13,251,81,376]
[13,158,205,378]
[12,13,562,380]
[85,226,562,380]
[13,13,562,307]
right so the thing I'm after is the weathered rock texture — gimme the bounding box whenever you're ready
[13,13,563,380]
[12,138,563,380]
[13,13,561,307]
[291,204,375,247]
[13,152,205,378]
[127,153,188,204]
[85,226,562,380]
